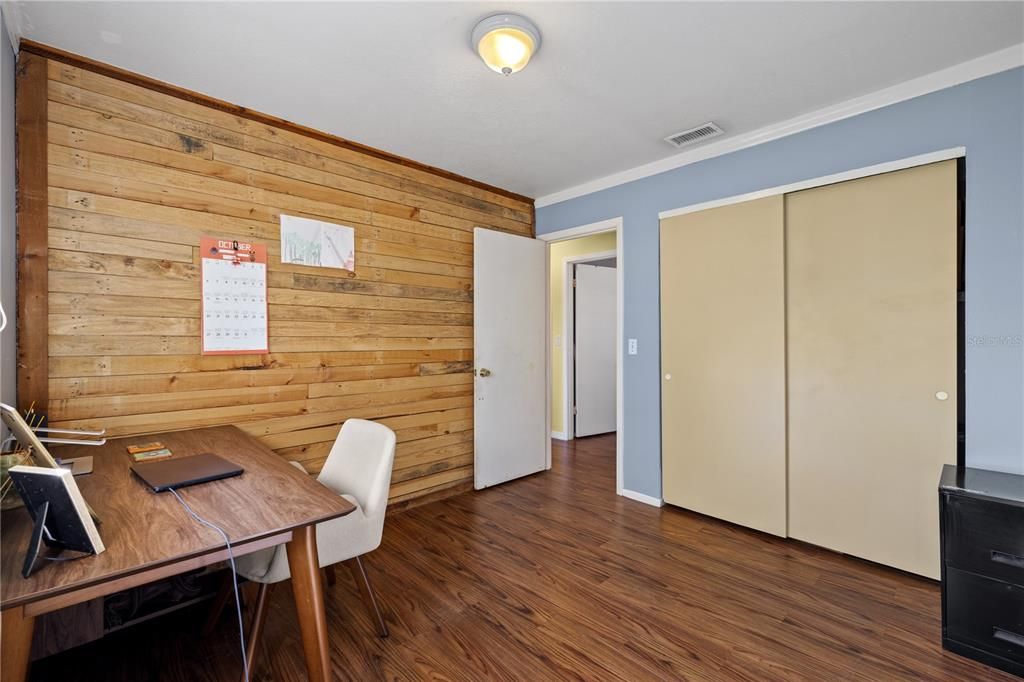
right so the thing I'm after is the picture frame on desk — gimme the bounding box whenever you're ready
[7,465,105,578]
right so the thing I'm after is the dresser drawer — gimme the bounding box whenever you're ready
[946,567,1024,665]
[943,494,1024,585]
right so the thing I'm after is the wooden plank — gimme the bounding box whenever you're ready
[46,81,530,234]
[240,405,473,439]
[49,249,199,282]
[24,49,537,508]
[394,418,473,444]
[16,51,49,411]
[304,384,472,417]
[49,363,423,399]
[49,334,472,357]
[49,398,312,436]
[50,384,309,421]
[388,465,474,501]
[49,227,195,263]
[267,288,471,314]
[49,293,200,318]
[394,440,474,474]
[49,187,475,264]
[50,349,473,377]
[265,321,473,339]
[28,44,534,207]
[49,314,198,337]
[49,117,530,231]
[50,271,198,300]
[392,452,474,484]
[267,304,471,327]
[243,400,474,450]
[46,66,533,224]
[386,480,474,512]
[308,373,471,399]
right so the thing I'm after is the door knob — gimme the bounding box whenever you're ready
[935,390,949,401]
[477,368,492,377]
[664,373,672,381]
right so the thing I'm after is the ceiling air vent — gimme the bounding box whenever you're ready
[664,122,724,149]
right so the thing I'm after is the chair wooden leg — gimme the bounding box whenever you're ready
[242,582,273,682]
[203,569,234,636]
[347,556,389,638]
[324,564,337,587]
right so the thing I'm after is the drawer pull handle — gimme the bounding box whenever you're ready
[991,550,1024,569]
[993,627,1024,649]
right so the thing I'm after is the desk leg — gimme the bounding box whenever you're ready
[286,524,330,682]
[1,606,36,682]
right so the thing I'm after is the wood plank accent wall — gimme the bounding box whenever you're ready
[16,45,535,508]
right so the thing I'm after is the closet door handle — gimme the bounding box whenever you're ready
[993,627,1024,649]
[991,550,1024,569]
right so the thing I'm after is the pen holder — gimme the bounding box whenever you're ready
[0,448,31,510]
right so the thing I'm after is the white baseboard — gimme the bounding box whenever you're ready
[620,489,664,507]
[550,431,569,441]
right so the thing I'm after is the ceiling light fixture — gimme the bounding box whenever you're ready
[472,13,541,76]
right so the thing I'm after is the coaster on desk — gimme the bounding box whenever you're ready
[131,448,173,463]
[127,442,166,455]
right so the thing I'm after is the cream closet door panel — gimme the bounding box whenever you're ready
[660,196,787,537]
[786,160,958,579]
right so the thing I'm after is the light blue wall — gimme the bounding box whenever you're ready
[537,67,1024,497]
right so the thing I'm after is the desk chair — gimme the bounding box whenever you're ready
[207,419,396,674]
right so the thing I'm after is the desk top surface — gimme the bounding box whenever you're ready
[1,425,354,610]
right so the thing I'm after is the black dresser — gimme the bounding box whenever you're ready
[940,464,1024,677]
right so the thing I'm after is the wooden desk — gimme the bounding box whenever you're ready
[1,425,354,681]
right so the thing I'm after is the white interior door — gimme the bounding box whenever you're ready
[473,228,549,489]
[574,263,617,437]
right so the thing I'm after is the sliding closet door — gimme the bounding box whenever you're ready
[786,160,957,578]
[660,196,787,537]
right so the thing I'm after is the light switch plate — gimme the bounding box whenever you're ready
[628,338,638,355]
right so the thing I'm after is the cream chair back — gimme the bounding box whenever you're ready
[317,419,396,522]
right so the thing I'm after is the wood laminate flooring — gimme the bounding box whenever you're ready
[30,434,1014,681]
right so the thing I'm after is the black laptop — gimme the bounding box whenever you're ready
[131,453,243,492]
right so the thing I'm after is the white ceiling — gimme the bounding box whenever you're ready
[8,2,1024,199]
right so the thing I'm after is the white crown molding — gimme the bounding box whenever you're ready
[535,43,1024,209]
[0,2,25,54]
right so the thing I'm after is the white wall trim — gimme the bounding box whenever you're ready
[659,147,966,220]
[551,430,569,441]
[0,3,24,54]
[539,218,625,495]
[620,489,664,508]
[535,44,1022,208]
[541,218,622,242]
[561,249,617,442]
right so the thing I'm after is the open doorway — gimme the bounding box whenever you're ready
[564,254,617,439]
[539,218,623,494]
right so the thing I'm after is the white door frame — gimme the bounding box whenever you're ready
[539,218,624,495]
[560,249,617,441]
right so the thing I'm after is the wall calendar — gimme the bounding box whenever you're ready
[200,236,269,355]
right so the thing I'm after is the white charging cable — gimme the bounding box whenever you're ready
[168,487,250,682]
